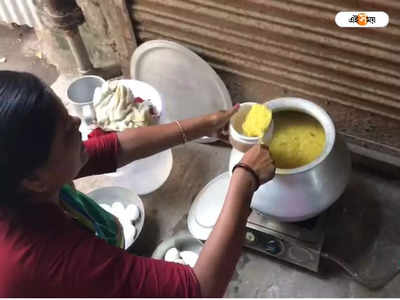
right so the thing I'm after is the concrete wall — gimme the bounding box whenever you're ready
[35,0,120,75]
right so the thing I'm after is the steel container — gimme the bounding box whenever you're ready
[229,97,351,222]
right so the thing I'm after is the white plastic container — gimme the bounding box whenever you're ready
[229,102,274,153]
[99,79,173,195]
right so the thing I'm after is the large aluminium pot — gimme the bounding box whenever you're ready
[229,97,352,222]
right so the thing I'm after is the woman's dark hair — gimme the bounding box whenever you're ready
[0,71,58,203]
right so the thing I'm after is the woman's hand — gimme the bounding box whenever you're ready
[239,144,276,187]
[205,104,240,143]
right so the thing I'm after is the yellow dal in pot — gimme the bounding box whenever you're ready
[269,111,326,169]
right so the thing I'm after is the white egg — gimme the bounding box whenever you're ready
[120,215,133,227]
[111,202,125,218]
[123,224,136,247]
[173,258,186,265]
[180,251,199,268]
[120,209,133,224]
[164,247,180,262]
[100,204,112,213]
[126,204,140,222]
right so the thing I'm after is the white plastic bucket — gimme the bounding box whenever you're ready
[229,102,274,153]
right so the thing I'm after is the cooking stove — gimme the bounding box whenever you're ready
[187,172,328,272]
[244,210,326,272]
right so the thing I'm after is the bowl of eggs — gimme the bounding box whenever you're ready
[152,232,203,268]
[87,186,145,249]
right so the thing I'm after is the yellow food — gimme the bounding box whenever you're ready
[242,104,272,137]
[269,111,325,169]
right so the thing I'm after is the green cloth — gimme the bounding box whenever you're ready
[60,184,125,249]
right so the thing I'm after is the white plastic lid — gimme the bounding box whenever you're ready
[188,172,230,240]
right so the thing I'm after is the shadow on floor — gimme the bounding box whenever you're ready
[321,166,400,287]
[323,179,382,267]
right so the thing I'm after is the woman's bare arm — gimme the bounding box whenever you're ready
[115,106,238,168]
[193,144,275,297]
[193,169,254,297]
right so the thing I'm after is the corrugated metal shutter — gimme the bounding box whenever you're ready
[129,0,400,160]
[0,0,42,28]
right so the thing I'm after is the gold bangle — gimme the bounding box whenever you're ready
[175,120,188,144]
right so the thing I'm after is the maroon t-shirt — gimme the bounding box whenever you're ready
[0,130,201,297]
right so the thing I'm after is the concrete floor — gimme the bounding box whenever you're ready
[0,24,58,85]
[1,24,400,297]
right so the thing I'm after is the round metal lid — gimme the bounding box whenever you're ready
[130,40,232,137]
[187,172,230,240]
